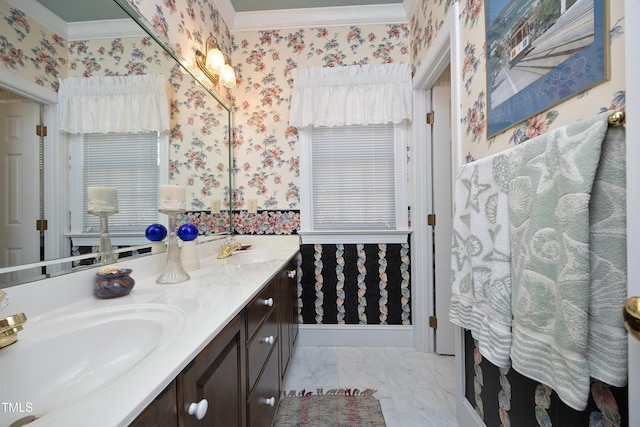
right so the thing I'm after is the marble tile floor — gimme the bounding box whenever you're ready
[281,346,460,427]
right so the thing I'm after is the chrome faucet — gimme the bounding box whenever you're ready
[217,238,242,259]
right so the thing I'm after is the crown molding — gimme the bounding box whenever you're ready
[67,19,146,41]
[7,0,68,38]
[213,0,238,33]
[7,0,147,41]
[231,3,408,32]
[403,0,419,19]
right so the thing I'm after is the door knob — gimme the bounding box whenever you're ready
[623,296,640,340]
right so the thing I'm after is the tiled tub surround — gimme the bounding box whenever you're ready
[0,235,299,426]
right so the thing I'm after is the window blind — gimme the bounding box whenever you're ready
[81,132,159,233]
[311,124,395,230]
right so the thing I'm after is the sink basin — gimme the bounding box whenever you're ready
[224,250,283,265]
[0,304,185,425]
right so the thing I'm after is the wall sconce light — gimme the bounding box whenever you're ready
[195,36,236,89]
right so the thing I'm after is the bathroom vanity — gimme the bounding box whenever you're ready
[0,236,299,427]
[130,254,298,427]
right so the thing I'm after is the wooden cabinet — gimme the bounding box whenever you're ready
[247,347,280,427]
[279,257,298,383]
[178,314,246,427]
[129,380,177,427]
[246,273,280,427]
[129,254,299,427]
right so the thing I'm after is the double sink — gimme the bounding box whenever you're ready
[0,247,286,426]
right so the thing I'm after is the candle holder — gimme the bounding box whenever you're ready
[88,209,118,265]
[156,208,190,284]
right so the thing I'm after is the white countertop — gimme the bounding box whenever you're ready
[0,235,300,427]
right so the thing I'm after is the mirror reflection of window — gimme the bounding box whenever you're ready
[68,132,165,241]
[59,74,170,255]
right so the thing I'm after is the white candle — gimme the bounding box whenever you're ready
[159,185,186,210]
[87,187,118,212]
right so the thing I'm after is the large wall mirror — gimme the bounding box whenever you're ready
[0,0,232,288]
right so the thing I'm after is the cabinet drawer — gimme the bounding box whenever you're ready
[247,278,278,339]
[247,346,279,427]
[247,308,278,392]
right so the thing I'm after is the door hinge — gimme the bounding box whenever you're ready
[36,219,48,231]
[36,124,47,137]
[427,214,436,227]
[429,316,437,329]
[426,111,435,125]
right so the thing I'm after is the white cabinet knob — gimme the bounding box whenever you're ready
[262,297,274,307]
[287,270,296,278]
[263,397,276,406]
[262,335,275,345]
[188,399,209,420]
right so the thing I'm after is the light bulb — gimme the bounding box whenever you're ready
[219,63,236,88]
[205,48,225,74]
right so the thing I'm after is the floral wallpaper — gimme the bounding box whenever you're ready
[122,0,233,102]
[230,25,410,211]
[0,0,67,90]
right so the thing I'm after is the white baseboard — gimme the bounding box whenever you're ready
[457,396,485,427]
[296,324,414,347]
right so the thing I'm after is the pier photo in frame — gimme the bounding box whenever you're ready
[485,0,609,137]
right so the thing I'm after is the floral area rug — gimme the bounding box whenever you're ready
[273,389,386,427]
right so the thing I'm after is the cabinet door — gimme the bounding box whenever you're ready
[178,314,246,427]
[247,346,280,427]
[279,256,299,382]
[128,380,177,427]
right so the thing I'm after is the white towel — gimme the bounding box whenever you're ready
[508,111,627,411]
[449,151,512,368]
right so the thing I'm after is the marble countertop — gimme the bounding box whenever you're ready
[0,235,300,427]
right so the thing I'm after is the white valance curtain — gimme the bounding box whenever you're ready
[289,63,412,128]
[58,74,169,134]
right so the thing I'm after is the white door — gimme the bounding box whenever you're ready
[625,0,640,421]
[432,83,455,355]
[0,100,41,285]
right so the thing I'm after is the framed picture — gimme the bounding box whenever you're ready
[485,0,609,137]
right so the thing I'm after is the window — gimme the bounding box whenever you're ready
[290,63,412,243]
[68,132,168,247]
[299,122,409,244]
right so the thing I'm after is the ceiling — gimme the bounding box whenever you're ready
[32,0,409,33]
[34,0,404,21]
[230,0,402,12]
[34,0,127,22]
